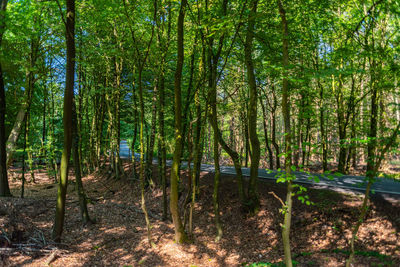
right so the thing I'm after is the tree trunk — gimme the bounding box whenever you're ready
[170,0,188,244]
[52,0,75,242]
[190,87,202,235]
[278,1,293,266]
[20,116,27,198]
[245,0,260,213]
[158,72,167,220]
[41,85,47,163]
[243,113,249,168]
[138,67,152,244]
[270,87,281,169]
[155,0,172,221]
[131,71,139,179]
[318,80,327,171]
[114,55,124,179]
[180,44,197,162]
[207,46,224,241]
[145,79,158,186]
[0,0,11,197]
[347,57,378,266]
[72,98,91,224]
[259,93,274,170]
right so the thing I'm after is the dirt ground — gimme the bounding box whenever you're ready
[1,162,399,267]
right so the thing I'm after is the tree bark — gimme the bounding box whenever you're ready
[72,98,91,224]
[52,0,75,242]
[145,79,158,186]
[245,0,260,213]
[278,1,293,266]
[170,0,188,244]
[158,72,167,220]
[259,95,274,170]
[0,0,11,197]
[270,86,281,169]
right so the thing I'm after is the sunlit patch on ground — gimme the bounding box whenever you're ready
[1,162,399,266]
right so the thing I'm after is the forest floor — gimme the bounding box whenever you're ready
[1,162,400,267]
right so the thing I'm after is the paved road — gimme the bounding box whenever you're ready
[120,140,400,196]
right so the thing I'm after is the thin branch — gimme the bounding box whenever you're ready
[54,0,66,27]
[269,191,285,207]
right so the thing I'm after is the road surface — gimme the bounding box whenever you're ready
[120,140,400,196]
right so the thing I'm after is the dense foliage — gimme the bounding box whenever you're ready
[0,0,399,265]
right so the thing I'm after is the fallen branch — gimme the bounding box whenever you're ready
[268,191,285,206]
[45,249,59,265]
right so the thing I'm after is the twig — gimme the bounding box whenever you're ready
[268,191,285,206]
[54,0,67,27]
[45,249,58,265]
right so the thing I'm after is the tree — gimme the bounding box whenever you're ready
[52,0,75,242]
[244,0,260,213]
[277,0,294,266]
[170,0,188,244]
[0,0,11,197]
[72,98,92,224]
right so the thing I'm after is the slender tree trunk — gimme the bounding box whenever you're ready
[338,127,347,173]
[346,112,357,172]
[318,82,327,171]
[0,0,11,197]
[50,84,58,182]
[114,56,124,179]
[315,50,328,172]
[72,98,91,224]
[245,0,260,213]
[52,0,75,242]
[278,1,293,266]
[204,26,246,206]
[210,111,223,240]
[25,110,35,183]
[131,71,139,179]
[155,0,172,221]
[41,85,47,163]
[170,0,188,243]
[138,67,152,243]
[207,47,223,241]
[347,58,378,266]
[244,115,249,168]
[21,115,27,198]
[181,44,197,160]
[145,79,158,186]
[158,72,167,220]
[336,73,348,174]
[190,86,202,235]
[302,116,311,167]
[270,88,280,169]
[259,96,274,170]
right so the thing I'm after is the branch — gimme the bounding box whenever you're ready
[216,0,248,83]
[54,0,66,27]
[269,191,285,207]
[346,0,384,42]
